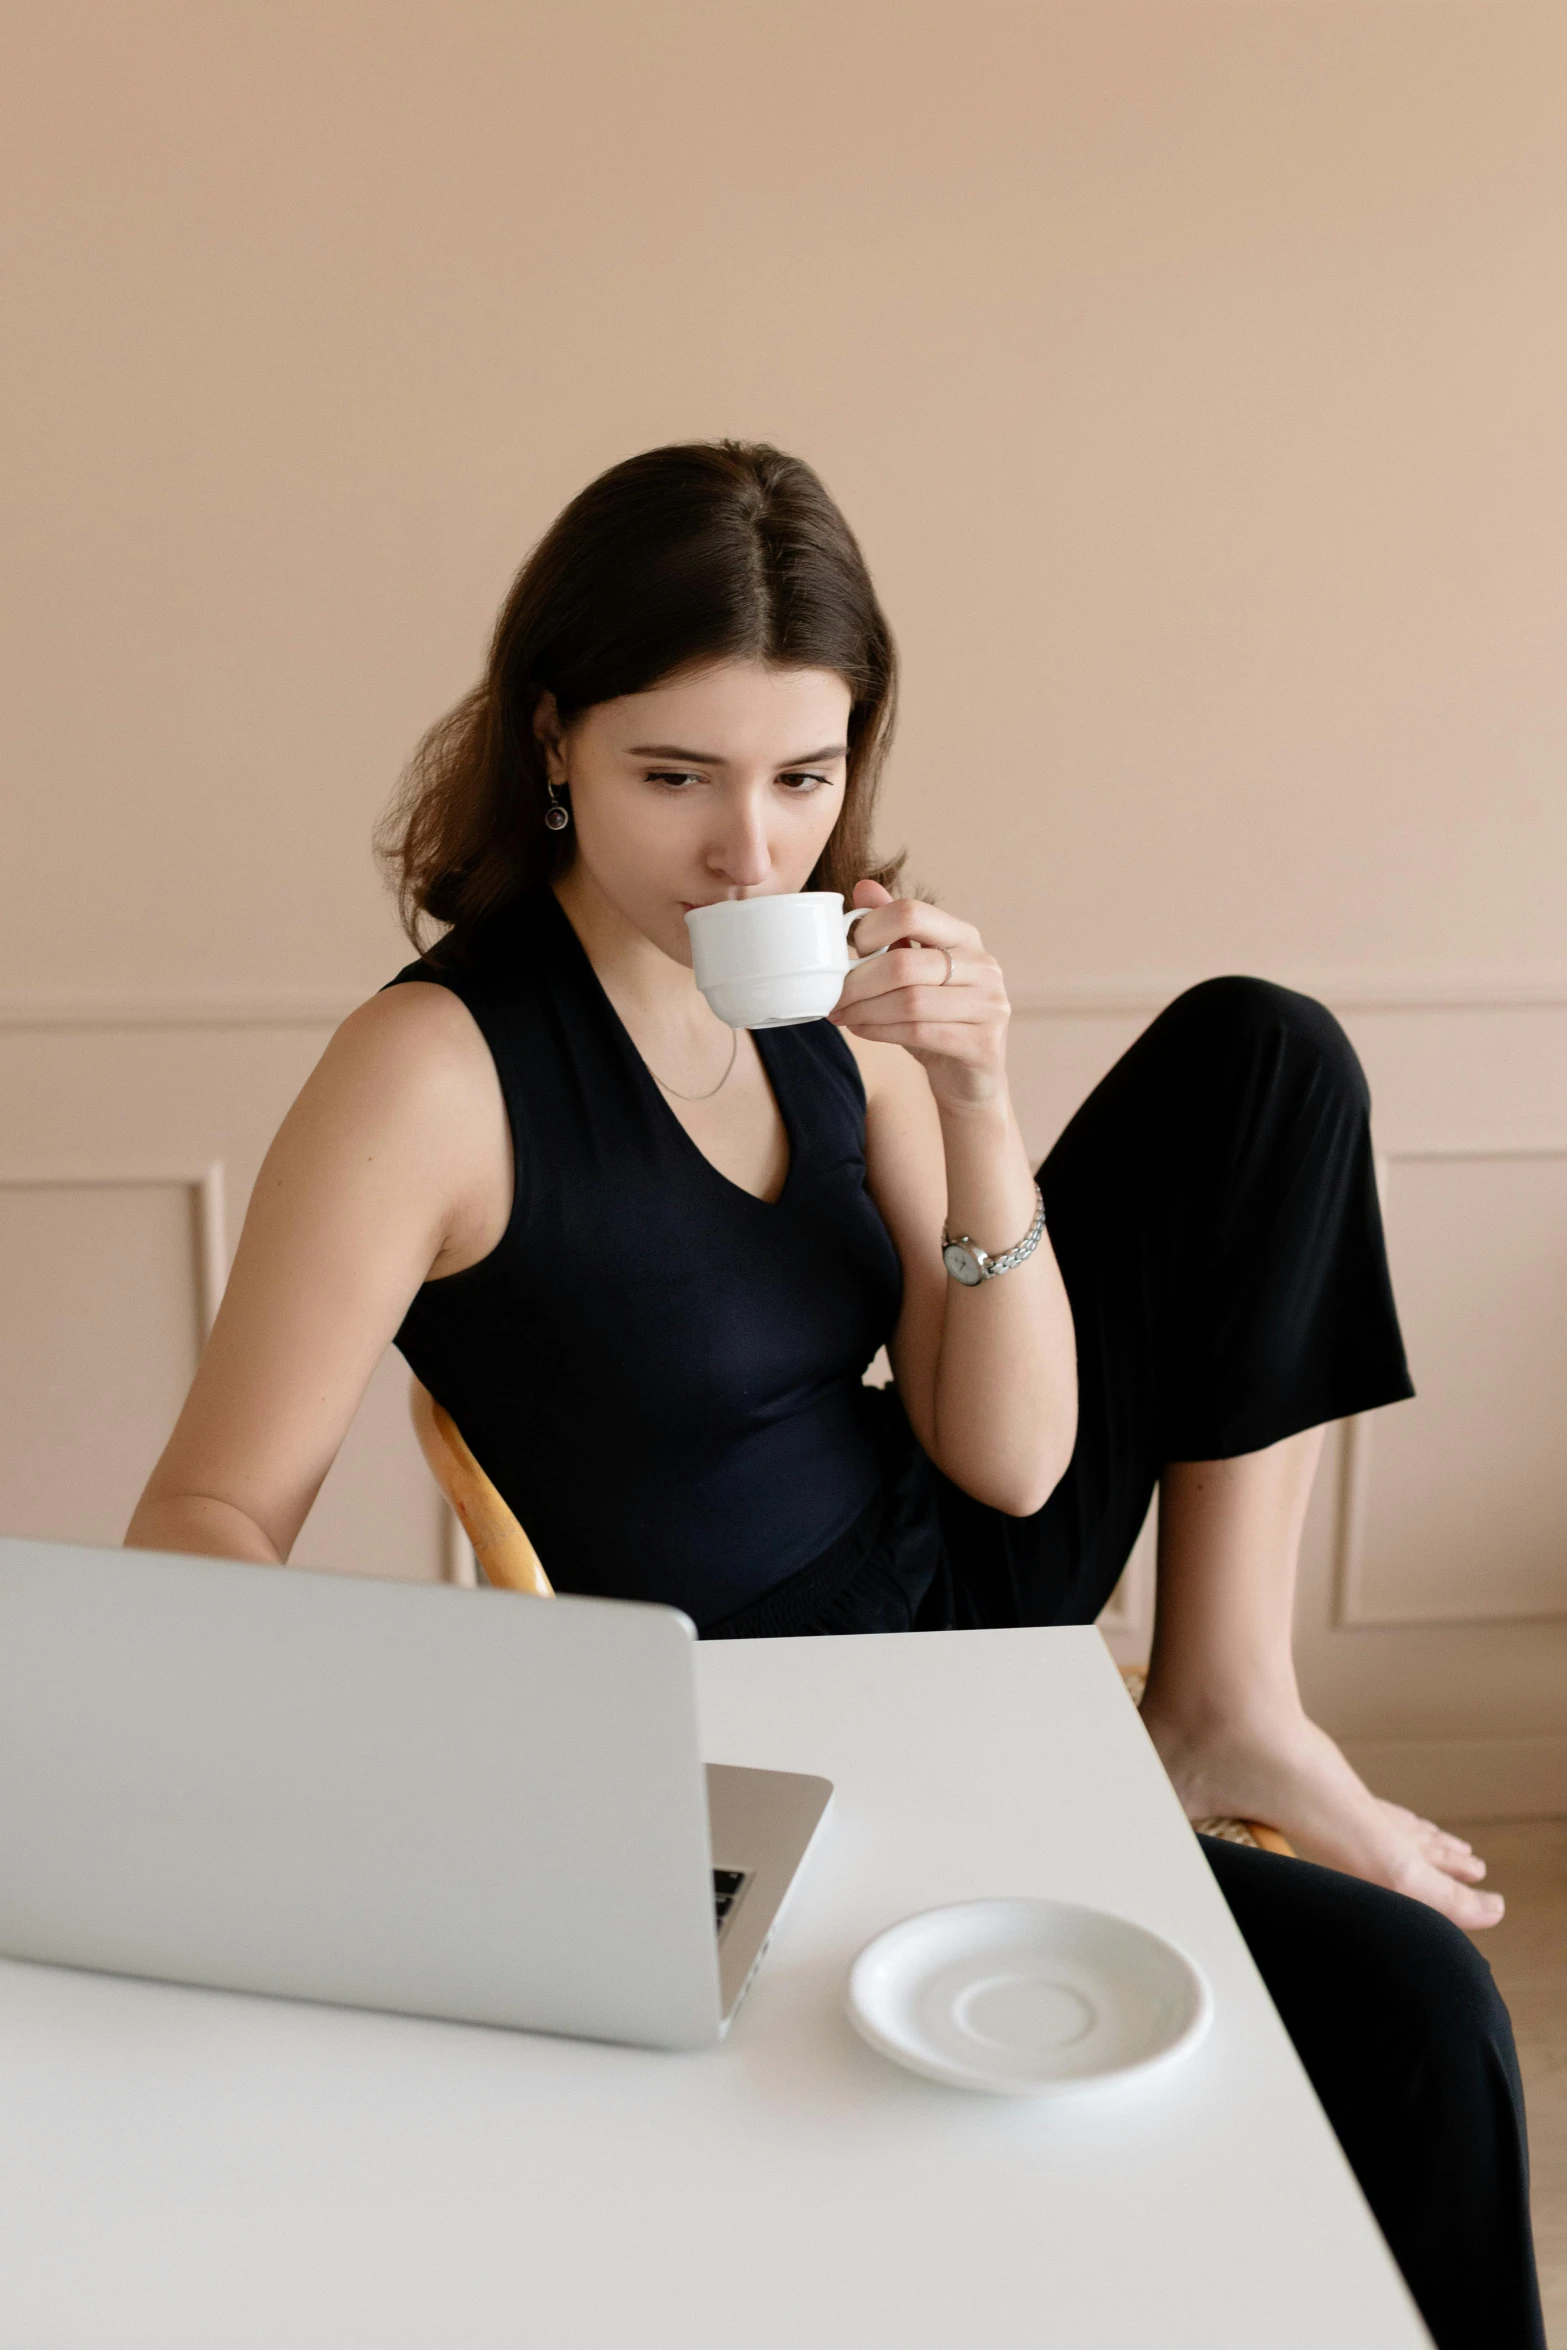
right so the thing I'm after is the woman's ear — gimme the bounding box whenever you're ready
[532,690,566,779]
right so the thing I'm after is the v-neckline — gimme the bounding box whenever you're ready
[547,891,797,1211]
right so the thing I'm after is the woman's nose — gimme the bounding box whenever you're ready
[707,796,773,888]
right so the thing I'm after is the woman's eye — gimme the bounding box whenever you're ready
[642,767,835,792]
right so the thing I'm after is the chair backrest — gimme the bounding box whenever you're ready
[409,1380,554,1596]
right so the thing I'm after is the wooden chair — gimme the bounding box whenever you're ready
[410,1377,1295,1855]
[409,1379,553,1596]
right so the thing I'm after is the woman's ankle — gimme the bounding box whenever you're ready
[1138,1667,1308,1758]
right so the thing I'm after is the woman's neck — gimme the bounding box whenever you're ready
[552,864,726,1049]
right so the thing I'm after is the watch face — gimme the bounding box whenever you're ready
[943,1242,985,1286]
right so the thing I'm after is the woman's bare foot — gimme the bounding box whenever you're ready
[1140,1699,1505,1930]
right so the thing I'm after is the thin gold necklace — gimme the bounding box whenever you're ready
[648,1027,740,1103]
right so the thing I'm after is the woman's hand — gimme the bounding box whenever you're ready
[829,879,1010,1115]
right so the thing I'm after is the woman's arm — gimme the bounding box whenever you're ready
[835,887,1077,1517]
[125,983,510,1563]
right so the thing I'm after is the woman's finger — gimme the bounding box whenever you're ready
[834,970,1008,1036]
[836,943,983,1005]
[840,982,1001,1025]
[846,894,983,960]
[835,995,1005,1049]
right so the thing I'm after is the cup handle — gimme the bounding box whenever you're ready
[843,906,891,961]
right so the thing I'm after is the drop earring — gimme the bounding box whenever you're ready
[544,776,571,833]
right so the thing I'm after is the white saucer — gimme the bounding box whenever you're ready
[847,1898,1213,2097]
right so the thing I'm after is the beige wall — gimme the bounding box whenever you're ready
[3,1,1565,1811]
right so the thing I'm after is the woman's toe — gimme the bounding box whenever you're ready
[1398,1853,1504,1929]
[1379,1799,1483,1876]
[1419,1830,1487,1881]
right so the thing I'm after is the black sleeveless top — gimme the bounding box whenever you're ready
[389,888,906,1627]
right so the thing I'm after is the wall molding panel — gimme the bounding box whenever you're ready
[1340,1736,1567,1826]
[0,994,361,1033]
[3,969,1567,1038]
[1334,1145,1567,1632]
[0,1162,229,1339]
[1011,976,1567,1020]
[0,1163,230,1551]
[1096,1500,1156,1666]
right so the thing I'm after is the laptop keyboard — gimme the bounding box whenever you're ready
[713,1868,747,1933]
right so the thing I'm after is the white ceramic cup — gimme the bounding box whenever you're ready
[684,892,884,1029]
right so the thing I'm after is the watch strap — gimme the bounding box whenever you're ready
[941,1182,1047,1281]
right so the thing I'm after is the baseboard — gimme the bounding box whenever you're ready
[1340,1736,1567,1823]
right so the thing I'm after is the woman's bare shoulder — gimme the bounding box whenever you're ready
[269,978,509,1219]
[334,973,485,1056]
[315,979,499,1116]
[216,976,512,1309]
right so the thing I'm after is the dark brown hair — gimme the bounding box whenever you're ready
[377,440,902,955]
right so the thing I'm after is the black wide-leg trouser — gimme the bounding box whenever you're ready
[932,976,1544,2350]
[1204,1836,1541,2350]
[934,973,1415,1629]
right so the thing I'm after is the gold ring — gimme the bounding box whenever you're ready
[938,945,956,986]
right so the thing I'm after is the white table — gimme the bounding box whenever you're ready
[0,1626,1428,2348]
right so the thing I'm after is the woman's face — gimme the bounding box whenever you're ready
[538,660,853,966]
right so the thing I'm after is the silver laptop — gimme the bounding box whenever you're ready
[0,1536,832,2049]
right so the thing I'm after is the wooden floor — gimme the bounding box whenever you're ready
[1456,1819,1567,2344]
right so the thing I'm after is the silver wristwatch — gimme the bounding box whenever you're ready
[941,1182,1047,1287]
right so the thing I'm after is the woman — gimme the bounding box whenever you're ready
[129,442,1541,2349]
